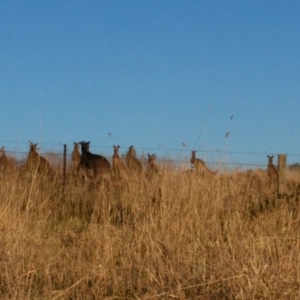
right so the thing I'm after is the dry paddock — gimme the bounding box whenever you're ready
[0,166,300,299]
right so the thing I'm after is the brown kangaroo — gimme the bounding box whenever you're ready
[126,146,143,174]
[146,153,161,179]
[190,150,215,174]
[112,145,126,177]
[267,155,278,188]
[77,141,111,180]
[0,146,12,170]
[72,142,81,172]
[26,141,51,174]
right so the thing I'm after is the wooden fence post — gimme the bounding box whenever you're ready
[277,154,287,194]
[63,144,67,185]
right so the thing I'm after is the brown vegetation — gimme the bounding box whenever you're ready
[1,150,300,299]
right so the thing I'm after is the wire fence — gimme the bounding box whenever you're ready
[2,140,300,169]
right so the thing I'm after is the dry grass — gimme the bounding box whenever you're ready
[1,161,300,299]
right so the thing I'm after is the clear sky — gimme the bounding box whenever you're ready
[1,1,299,169]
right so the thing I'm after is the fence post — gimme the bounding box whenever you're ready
[63,144,67,185]
[277,154,286,194]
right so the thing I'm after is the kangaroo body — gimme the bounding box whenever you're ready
[267,155,278,189]
[126,146,143,174]
[72,142,81,172]
[0,147,12,170]
[190,150,215,175]
[112,145,126,177]
[78,141,111,180]
[146,153,161,179]
[26,141,51,174]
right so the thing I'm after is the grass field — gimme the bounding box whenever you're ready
[1,160,300,299]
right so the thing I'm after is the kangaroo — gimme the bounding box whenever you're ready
[190,150,215,175]
[267,155,278,188]
[146,153,161,179]
[26,141,51,174]
[77,141,111,180]
[126,146,143,174]
[112,145,126,178]
[0,146,12,170]
[72,142,81,172]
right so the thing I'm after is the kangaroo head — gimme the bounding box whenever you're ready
[129,146,136,156]
[148,153,157,163]
[267,155,274,164]
[73,142,80,151]
[80,141,90,153]
[29,141,38,153]
[113,145,120,154]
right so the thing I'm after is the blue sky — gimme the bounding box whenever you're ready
[1,1,299,168]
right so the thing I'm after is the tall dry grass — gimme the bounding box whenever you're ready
[1,163,300,299]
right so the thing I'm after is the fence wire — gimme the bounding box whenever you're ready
[2,140,300,169]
